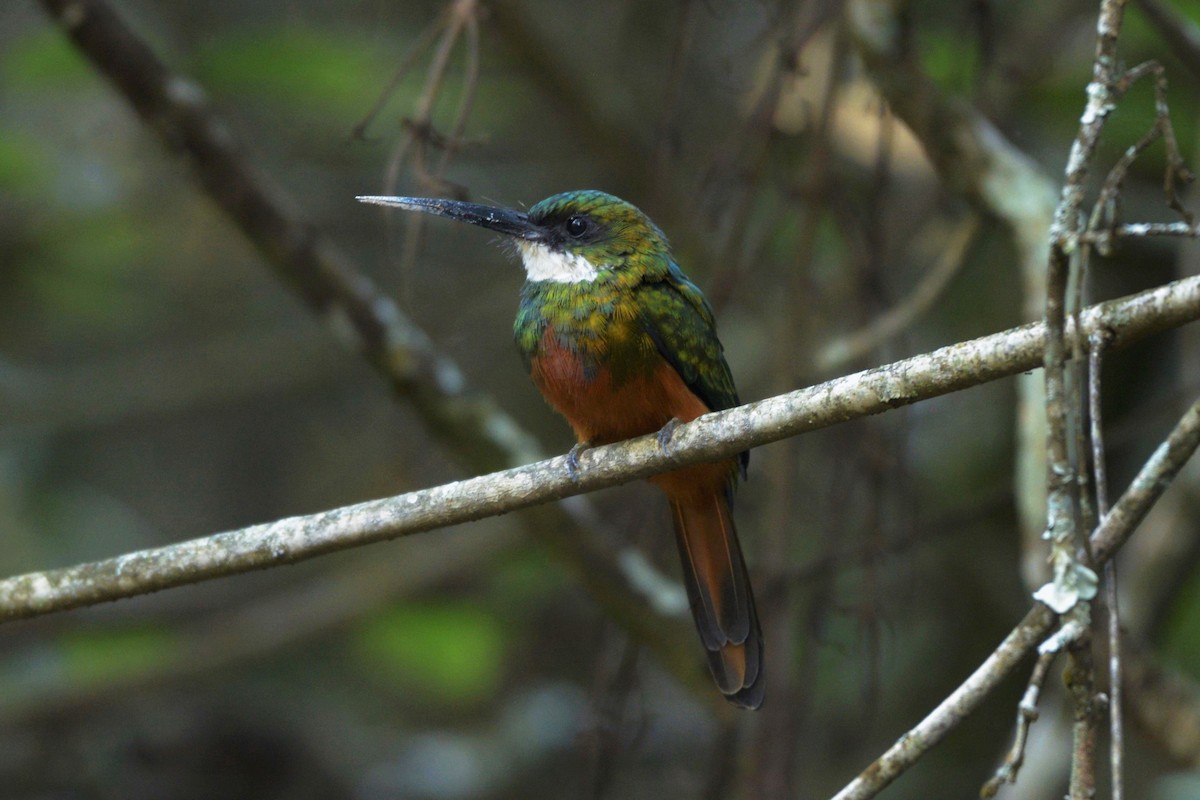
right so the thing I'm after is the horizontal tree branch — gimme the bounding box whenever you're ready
[1,274,1198,623]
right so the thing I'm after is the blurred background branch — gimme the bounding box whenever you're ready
[33,0,718,710]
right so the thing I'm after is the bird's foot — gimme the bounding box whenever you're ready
[566,440,592,481]
[656,418,683,454]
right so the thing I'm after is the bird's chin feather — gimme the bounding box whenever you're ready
[516,241,600,284]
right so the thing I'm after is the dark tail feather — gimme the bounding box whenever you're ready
[670,492,764,709]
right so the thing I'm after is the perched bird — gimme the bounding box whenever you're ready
[358,190,763,708]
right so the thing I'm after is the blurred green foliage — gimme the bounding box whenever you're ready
[59,625,177,684]
[194,27,387,122]
[1162,564,1200,681]
[0,130,50,189]
[2,27,90,90]
[355,603,506,704]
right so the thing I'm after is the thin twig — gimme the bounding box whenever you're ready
[383,0,480,195]
[980,648,1057,796]
[1087,60,1195,255]
[817,215,981,371]
[350,15,444,141]
[1089,334,1123,800]
[376,0,483,302]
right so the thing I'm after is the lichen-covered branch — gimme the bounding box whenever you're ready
[1031,28,1133,789]
[980,646,1060,797]
[1,275,1197,623]
[831,389,1200,800]
[1039,0,1126,634]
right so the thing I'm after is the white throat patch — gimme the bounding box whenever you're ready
[517,241,599,283]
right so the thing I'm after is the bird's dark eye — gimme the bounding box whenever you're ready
[565,215,589,238]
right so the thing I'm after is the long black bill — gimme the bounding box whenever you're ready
[356,195,543,240]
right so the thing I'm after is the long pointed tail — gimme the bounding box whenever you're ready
[669,490,764,709]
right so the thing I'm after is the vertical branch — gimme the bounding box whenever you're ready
[1067,632,1099,800]
[1035,0,1125,617]
[1039,4,1133,798]
[1071,49,1191,799]
[1089,335,1123,800]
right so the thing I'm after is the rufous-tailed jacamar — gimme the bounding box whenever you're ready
[358,190,763,708]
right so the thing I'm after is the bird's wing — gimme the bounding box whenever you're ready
[638,266,741,416]
[639,264,749,474]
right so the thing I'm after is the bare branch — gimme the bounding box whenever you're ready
[377,0,485,297]
[981,648,1058,796]
[832,606,1058,800]
[832,390,1200,800]
[1091,397,1200,564]
[1090,335,1125,800]
[1,276,1198,623]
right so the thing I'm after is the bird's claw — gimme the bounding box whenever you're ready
[656,418,682,454]
[566,441,592,481]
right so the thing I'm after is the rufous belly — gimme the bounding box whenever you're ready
[529,329,733,499]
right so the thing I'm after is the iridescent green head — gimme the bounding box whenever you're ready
[357,190,671,283]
